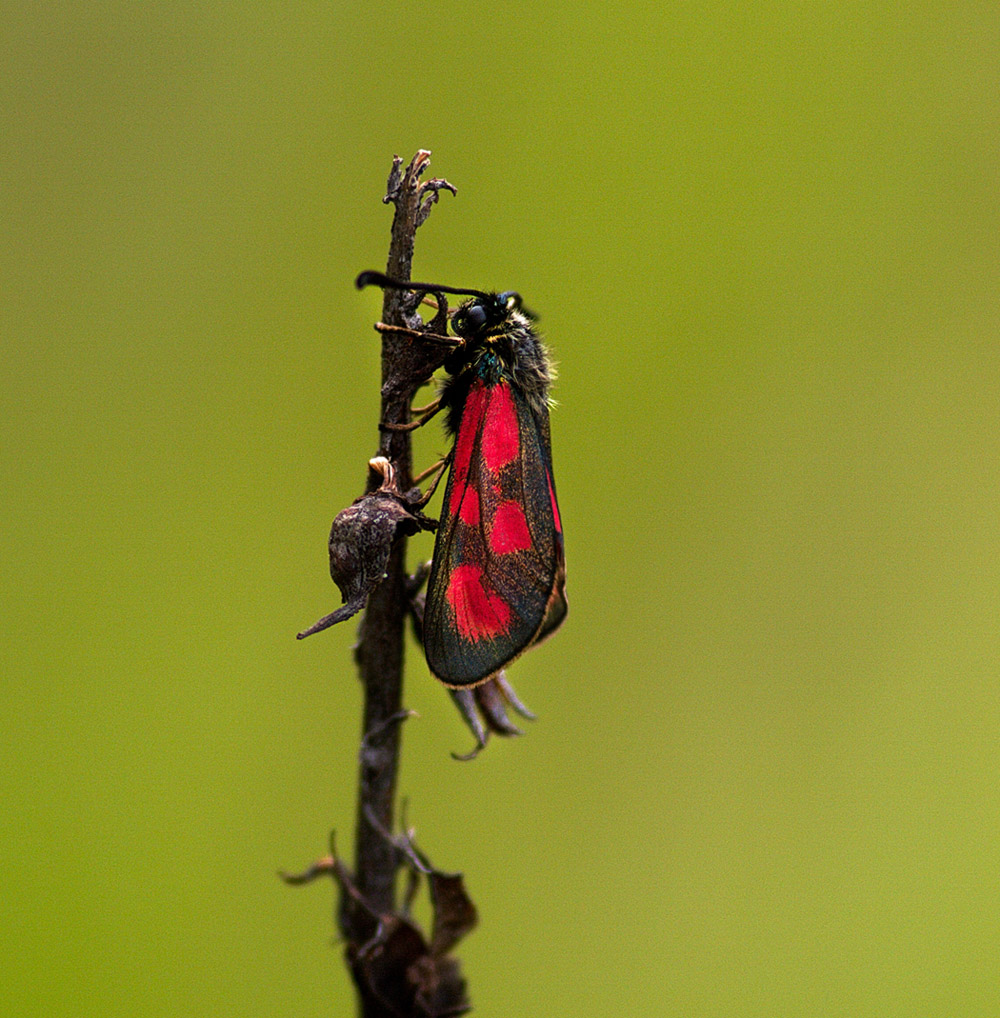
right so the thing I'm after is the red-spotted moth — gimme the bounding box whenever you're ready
[359,271,567,688]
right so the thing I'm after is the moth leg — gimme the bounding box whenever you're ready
[374,322,458,348]
[379,397,443,433]
[409,397,440,417]
[411,452,451,506]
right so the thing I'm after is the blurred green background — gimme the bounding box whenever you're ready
[4,3,999,1015]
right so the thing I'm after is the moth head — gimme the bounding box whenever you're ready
[355,270,531,339]
[453,292,521,337]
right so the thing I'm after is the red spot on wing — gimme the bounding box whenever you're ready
[547,471,562,533]
[490,500,532,554]
[456,485,480,526]
[449,383,489,513]
[481,383,519,472]
[446,564,512,641]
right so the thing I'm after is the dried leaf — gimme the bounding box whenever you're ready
[283,834,476,1017]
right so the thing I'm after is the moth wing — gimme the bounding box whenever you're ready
[424,380,564,687]
[531,465,567,645]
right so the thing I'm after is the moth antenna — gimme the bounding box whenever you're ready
[356,270,490,301]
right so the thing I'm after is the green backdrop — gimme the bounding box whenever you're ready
[5,4,1000,1015]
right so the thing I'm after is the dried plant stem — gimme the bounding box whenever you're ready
[343,152,455,992]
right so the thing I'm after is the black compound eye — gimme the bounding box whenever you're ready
[466,304,488,330]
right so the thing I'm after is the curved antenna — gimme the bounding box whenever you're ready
[356,270,490,301]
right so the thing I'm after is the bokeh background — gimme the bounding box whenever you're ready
[5,4,1000,1015]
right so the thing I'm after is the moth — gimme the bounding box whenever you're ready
[359,271,567,688]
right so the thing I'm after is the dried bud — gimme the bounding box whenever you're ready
[298,458,435,639]
[408,587,535,758]
[448,673,537,761]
